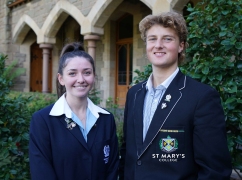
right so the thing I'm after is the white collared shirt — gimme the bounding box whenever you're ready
[50,94,110,142]
[143,68,179,141]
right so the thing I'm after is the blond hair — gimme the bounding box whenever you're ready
[139,12,188,64]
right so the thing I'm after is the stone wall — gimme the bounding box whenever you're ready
[0,0,10,56]
[73,0,97,16]
[10,0,96,31]
[0,0,194,103]
[4,0,98,92]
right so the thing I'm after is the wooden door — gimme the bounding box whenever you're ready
[116,42,133,107]
[115,14,133,107]
[30,42,52,92]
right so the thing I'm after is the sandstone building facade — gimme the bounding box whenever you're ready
[0,0,198,107]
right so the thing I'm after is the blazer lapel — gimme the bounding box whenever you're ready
[59,116,89,151]
[139,71,186,158]
[133,83,147,155]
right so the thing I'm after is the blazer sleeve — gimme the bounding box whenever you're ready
[106,114,119,180]
[29,111,58,180]
[193,88,232,179]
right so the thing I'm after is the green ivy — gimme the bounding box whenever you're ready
[88,88,102,105]
[132,64,152,85]
[0,54,31,180]
[182,0,242,173]
[106,97,124,148]
[132,0,242,175]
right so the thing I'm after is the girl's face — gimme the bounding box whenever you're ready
[58,56,94,100]
[146,24,184,70]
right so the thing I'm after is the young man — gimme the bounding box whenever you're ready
[119,12,232,180]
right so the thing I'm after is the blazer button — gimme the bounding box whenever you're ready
[137,160,142,166]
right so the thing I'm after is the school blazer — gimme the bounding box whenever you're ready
[29,105,119,180]
[119,70,232,180]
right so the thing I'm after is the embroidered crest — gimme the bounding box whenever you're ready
[103,145,110,164]
[103,145,110,157]
[159,135,178,153]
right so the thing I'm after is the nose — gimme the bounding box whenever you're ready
[77,73,85,83]
[155,39,163,49]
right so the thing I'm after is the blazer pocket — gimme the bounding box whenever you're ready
[155,126,185,162]
[94,139,111,165]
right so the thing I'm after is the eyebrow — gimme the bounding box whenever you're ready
[67,68,92,72]
[147,35,156,38]
[67,69,77,72]
[147,34,175,38]
[163,35,175,38]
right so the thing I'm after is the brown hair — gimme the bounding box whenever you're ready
[139,12,188,64]
[56,42,96,98]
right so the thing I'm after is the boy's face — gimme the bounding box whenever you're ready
[146,24,184,70]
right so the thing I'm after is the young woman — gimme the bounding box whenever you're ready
[119,12,231,180]
[29,42,119,180]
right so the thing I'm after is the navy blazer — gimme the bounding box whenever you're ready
[119,70,232,180]
[29,104,119,180]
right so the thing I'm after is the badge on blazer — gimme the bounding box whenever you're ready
[165,94,171,102]
[159,135,178,153]
[103,145,110,164]
[64,117,77,130]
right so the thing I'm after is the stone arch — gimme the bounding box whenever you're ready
[86,0,154,35]
[83,0,123,35]
[12,14,40,44]
[140,0,170,14]
[140,0,190,14]
[72,0,187,36]
[40,0,86,43]
[139,0,155,10]
[171,0,190,13]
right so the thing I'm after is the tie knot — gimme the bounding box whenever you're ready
[155,85,165,91]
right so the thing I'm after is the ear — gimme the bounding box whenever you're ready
[58,73,65,86]
[178,42,185,53]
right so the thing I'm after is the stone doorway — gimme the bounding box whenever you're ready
[30,42,52,92]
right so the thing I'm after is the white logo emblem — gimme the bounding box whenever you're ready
[103,145,110,164]
[161,103,167,109]
[165,94,171,102]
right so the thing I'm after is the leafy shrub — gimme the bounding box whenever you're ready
[88,88,102,105]
[0,54,31,180]
[106,97,124,148]
[8,88,101,115]
[132,64,152,85]
[182,0,242,174]
[7,91,57,115]
[3,60,25,82]
[0,55,56,180]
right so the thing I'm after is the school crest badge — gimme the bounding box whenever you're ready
[103,145,110,164]
[103,145,110,157]
[159,135,178,153]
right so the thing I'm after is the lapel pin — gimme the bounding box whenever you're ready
[65,117,77,130]
[165,94,171,102]
[161,103,167,109]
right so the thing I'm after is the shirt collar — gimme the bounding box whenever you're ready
[49,94,110,118]
[146,67,179,91]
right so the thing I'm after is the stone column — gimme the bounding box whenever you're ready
[84,35,100,60]
[39,43,53,93]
